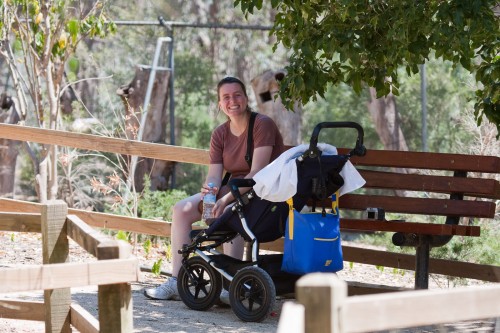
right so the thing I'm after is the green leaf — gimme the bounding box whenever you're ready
[68,57,79,73]
[151,258,163,276]
[67,19,78,44]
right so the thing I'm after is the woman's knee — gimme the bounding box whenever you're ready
[172,194,201,221]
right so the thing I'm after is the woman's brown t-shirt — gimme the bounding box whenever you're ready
[209,113,285,179]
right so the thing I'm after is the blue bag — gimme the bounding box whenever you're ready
[281,193,343,275]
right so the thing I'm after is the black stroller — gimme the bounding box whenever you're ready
[177,122,366,322]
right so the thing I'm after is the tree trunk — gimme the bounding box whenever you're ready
[367,88,408,196]
[251,70,303,146]
[117,66,174,192]
[0,94,20,198]
[367,87,408,151]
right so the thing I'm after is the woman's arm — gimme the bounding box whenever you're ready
[201,163,224,197]
[245,146,273,179]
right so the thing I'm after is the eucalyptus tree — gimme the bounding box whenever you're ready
[0,0,116,201]
[235,0,499,135]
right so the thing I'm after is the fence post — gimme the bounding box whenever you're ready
[97,240,134,333]
[41,200,71,333]
[296,273,347,333]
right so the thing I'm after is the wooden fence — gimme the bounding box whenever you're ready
[1,123,499,331]
[0,200,138,332]
[277,273,500,333]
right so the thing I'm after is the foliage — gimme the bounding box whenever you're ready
[0,0,117,201]
[115,230,129,242]
[301,55,478,153]
[137,177,188,221]
[0,0,116,124]
[151,258,163,276]
[235,0,500,135]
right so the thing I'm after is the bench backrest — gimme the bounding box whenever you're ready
[335,148,499,221]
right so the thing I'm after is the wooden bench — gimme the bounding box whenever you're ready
[322,148,500,289]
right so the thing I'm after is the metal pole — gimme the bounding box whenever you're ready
[113,20,272,31]
[167,28,176,188]
[420,64,428,152]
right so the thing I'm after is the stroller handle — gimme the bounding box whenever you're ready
[307,121,366,158]
[228,178,256,207]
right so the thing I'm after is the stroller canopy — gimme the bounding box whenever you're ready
[253,143,365,203]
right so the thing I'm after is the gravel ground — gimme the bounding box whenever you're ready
[0,231,498,332]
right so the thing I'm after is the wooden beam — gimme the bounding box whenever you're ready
[0,212,41,232]
[359,169,500,198]
[97,240,134,333]
[0,258,138,293]
[41,200,71,333]
[0,198,171,236]
[340,218,481,236]
[0,299,45,321]
[0,123,210,165]
[344,284,500,332]
[344,148,500,174]
[345,281,409,296]
[342,246,500,282]
[339,194,496,218]
[70,303,99,333]
[287,275,500,333]
[66,214,115,257]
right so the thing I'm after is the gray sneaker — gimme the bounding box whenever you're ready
[219,289,230,306]
[143,277,180,301]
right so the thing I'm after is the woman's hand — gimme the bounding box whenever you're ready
[212,195,231,218]
[200,183,218,199]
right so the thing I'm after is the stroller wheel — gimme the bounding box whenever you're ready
[229,266,276,322]
[177,256,222,311]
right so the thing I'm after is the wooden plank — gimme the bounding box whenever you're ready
[41,200,71,333]
[97,241,134,333]
[0,198,171,236]
[68,208,171,236]
[344,284,500,332]
[296,273,347,333]
[342,246,500,282]
[338,194,496,218]
[0,212,41,232]
[342,148,500,174]
[0,123,210,165]
[346,281,409,296]
[70,303,99,333]
[340,218,481,236]
[359,169,500,198]
[0,299,45,321]
[66,215,115,257]
[0,258,138,293]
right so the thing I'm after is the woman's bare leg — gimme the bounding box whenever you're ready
[222,235,245,260]
[170,193,202,278]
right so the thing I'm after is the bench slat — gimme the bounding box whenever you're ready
[359,170,499,198]
[340,219,480,236]
[338,148,500,174]
[335,194,496,218]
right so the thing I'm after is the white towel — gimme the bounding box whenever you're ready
[253,143,365,202]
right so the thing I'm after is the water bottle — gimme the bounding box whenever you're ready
[202,182,216,223]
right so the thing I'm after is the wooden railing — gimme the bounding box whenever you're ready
[277,273,500,333]
[1,123,499,331]
[0,200,138,332]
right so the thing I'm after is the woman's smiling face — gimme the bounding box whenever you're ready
[218,82,248,118]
